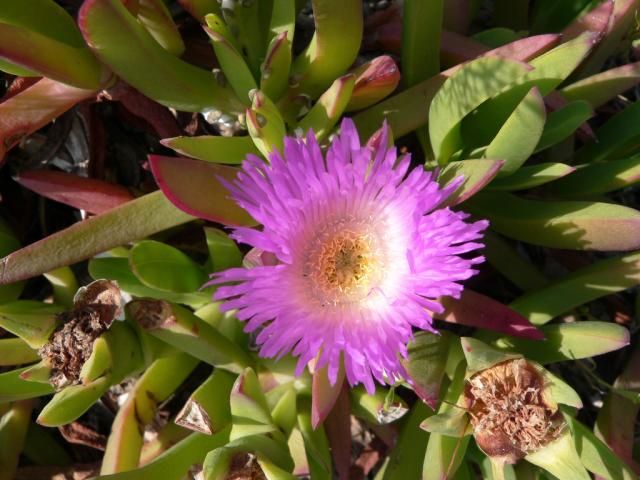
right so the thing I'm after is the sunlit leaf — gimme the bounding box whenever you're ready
[488,163,575,191]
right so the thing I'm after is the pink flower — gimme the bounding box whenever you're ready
[208,119,487,393]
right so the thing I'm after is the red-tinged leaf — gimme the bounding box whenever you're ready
[14,170,134,214]
[323,384,350,480]
[437,159,504,207]
[437,290,545,339]
[0,78,97,162]
[0,191,193,285]
[574,0,638,79]
[149,155,256,226]
[402,331,451,408]
[346,56,400,112]
[79,0,243,113]
[562,61,640,108]
[311,363,346,429]
[562,0,613,41]
[178,0,220,21]
[353,35,560,139]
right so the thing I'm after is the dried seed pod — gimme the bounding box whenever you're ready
[37,280,121,390]
[464,359,565,464]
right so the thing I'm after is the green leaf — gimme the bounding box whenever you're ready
[261,32,292,102]
[437,159,504,207]
[402,331,451,408]
[429,57,530,164]
[488,163,575,191]
[204,26,257,103]
[297,74,355,141]
[176,369,236,434]
[297,396,332,479]
[485,87,546,175]
[311,363,345,429]
[402,0,443,86]
[420,409,470,438]
[536,367,583,408]
[422,362,470,480]
[510,251,640,325]
[494,321,630,364]
[205,227,243,273]
[0,191,193,285]
[563,411,637,480]
[0,367,54,403]
[0,219,25,302]
[0,338,39,367]
[382,400,431,480]
[289,0,362,99]
[346,56,400,112]
[79,0,243,112]
[161,135,259,164]
[0,399,34,480]
[525,431,590,480]
[130,240,206,293]
[575,101,640,164]
[550,156,640,197]
[268,0,295,41]
[89,257,208,308]
[43,266,78,309]
[535,100,593,152]
[466,192,640,251]
[562,61,640,108]
[246,90,286,158]
[461,337,521,374]
[0,301,62,349]
[137,0,184,56]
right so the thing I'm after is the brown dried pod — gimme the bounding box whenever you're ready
[38,280,121,390]
[463,359,565,464]
[225,453,267,480]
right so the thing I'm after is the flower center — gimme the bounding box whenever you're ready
[302,219,385,306]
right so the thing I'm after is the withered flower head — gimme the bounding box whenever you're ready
[464,359,565,464]
[225,453,266,480]
[38,280,121,390]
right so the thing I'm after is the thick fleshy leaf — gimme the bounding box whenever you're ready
[346,56,400,112]
[461,337,521,374]
[0,338,39,367]
[297,75,355,141]
[595,344,640,474]
[229,368,276,439]
[178,0,221,21]
[437,158,504,207]
[525,431,590,480]
[311,364,345,429]
[563,412,637,480]
[551,156,640,197]
[205,227,243,273]
[129,240,206,293]
[575,101,640,164]
[402,331,451,408]
[437,290,544,339]
[160,135,259,164]
[89,257,208,308]
[297,396,332,479]
[289,0,362,99]
[204,26,257,102]
[561,0,613,42]
[488,163,575,191]
[246,90,286,157]
[0,78,97,161]
[494,321,630,364]
[421,362,470,480]
[353,34,561,140]
[137,0,184,56]
[0,367,54,403]
[510,251,640,325]
[429,57,530,163]
[0,191,193,285]
[562,61,640,108]
[574,0,638,79]
[149,155,256,226]
[535,100,593,152]
[402,0,443,87]
[484,87,545,175]
[15,170,134,214]
[0,24,102,89]
[0,301,62,348]
[383,400,431,480]
[260,32,292,102]
[466,192,640,251]
[323,385,350,480]
[79,0,243,112]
